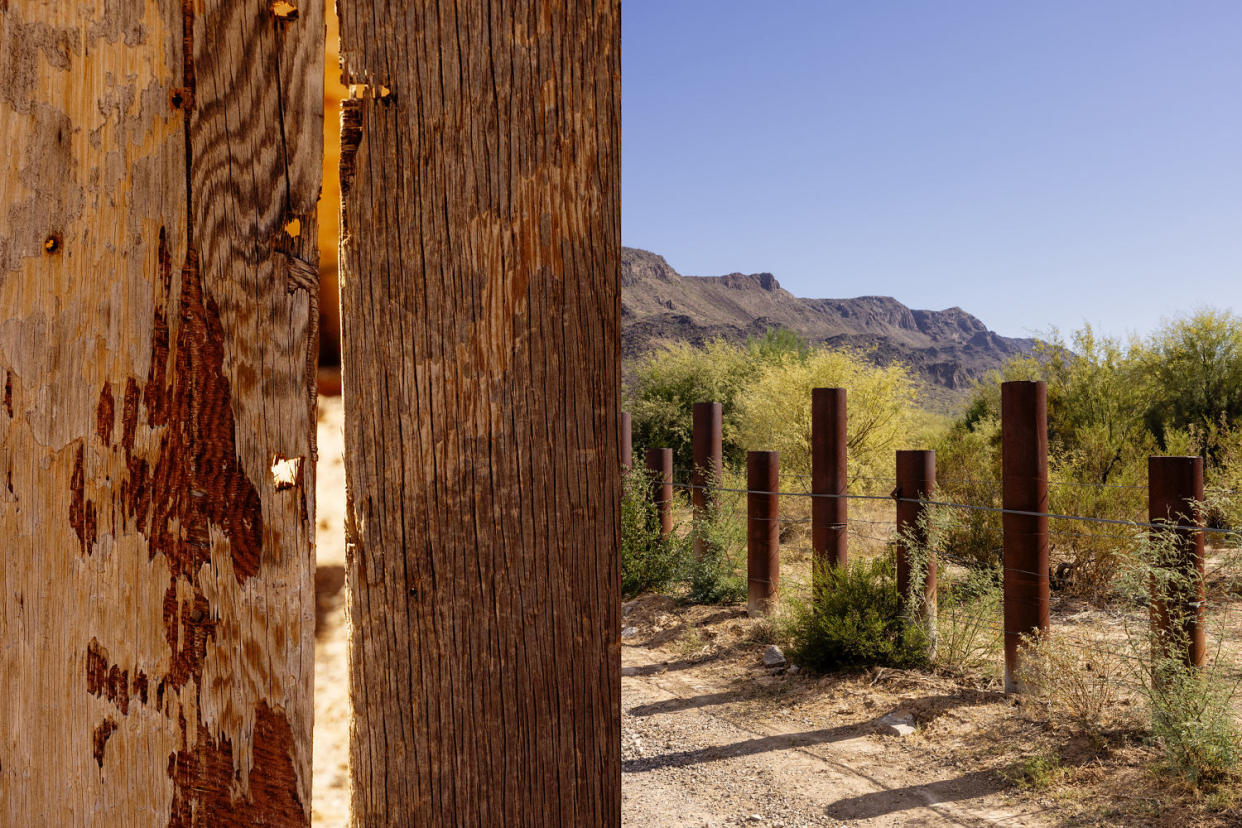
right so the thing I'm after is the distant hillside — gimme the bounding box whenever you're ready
[622,247,1038,409]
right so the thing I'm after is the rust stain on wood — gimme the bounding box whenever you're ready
[85,638,132,715]
[167,703,306,828]
[92,718,118,769]
[136,240,264,584]
[69,443,97,555]
[95,383,114,445]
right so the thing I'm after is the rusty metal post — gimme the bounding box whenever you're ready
[692,402,724,557]
[895,450,937,620]
[645,448,674,539]
[620,411,632,469]
[1148,456,1206,669]
[812,388,848,574]
[747,451,780,617]
[1002,380,1050,694]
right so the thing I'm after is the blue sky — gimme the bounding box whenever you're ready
[621,1,1242,341]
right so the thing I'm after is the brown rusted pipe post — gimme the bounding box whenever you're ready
[895,450,936,620]
[1002,380,1050,694]
[1148,456,1206,669]
[747,451,780,617]
[619,411,632,469]
[692,402,724,557]
[645,447,674,539]
[812,388,848,574]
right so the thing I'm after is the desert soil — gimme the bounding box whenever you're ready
[313,395,351,826]
[617,596,1054,828]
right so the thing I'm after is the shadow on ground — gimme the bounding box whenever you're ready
[315,564,346,637]
[823,769,1009,821]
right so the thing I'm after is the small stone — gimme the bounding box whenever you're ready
[762,644,786,668]
[748,816,763,823]
[877,709,916,737]
[787,664,800,675]
[621,626,639,640]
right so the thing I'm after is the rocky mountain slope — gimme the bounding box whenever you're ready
[623,247,1037,400]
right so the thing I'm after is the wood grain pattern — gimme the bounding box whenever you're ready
[0,1,321,823]
[337,2,621,824]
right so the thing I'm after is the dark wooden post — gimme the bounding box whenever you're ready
[747,451,780,617]
[812,388,848,572]
[620,411,632,470]
[646,448,674,538]
[692,401,724,557]
[1148,456,1207,669]
[1002,380,1050,693]
[338,0,621,822]
[895,450,937,619]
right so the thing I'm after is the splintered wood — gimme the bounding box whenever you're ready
[337,1,622,825]
[0,2,322,824]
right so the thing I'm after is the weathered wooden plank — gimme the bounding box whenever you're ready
[337,2,621,824]
[0,1,321,823]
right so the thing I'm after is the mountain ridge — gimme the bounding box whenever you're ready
[622,247,1038,406]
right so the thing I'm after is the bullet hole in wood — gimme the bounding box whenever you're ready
[347,83,394,105]
[43,235,61,254]
[271,455,304,491]
[271,1,298,20]
[284,217,302,238]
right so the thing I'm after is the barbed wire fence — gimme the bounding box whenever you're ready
[623,383,1242,712]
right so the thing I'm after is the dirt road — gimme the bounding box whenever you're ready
[619,599,1052,828]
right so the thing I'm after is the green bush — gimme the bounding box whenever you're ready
[949,316,1242,591]
[1141,310,1242,453]
[1004,752,1064,791]
[781,557,929,673]
[683,468,747,605]
[734,347,918,479]
[626,331,923,476]
[931,418,1003,570]
[625,338,763,469]
[934,567,1003,676]
[620,466,685,599]
[1117,527,1242,787]
[1148,665,1242,786]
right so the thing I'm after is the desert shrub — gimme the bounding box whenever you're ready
[627,332,926,481]
[1114,526,1242,786]
[626,339,759,468]
[620,466,686,599]
[1140,310,1242,453]
[1206,432,1242,534]
[683,467,747,605]
[1016,629,1121,735]
[1047,439,1147,598]
[890,505,1002,675]
[745,326,811,363]
[781,557,929,673]
[1003,752,1065,791]
[734,348,917,479]
[949,316,1242,590]
[1143,661,1242,786]
[931,417,1003,570]
[934,568,1003,676]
